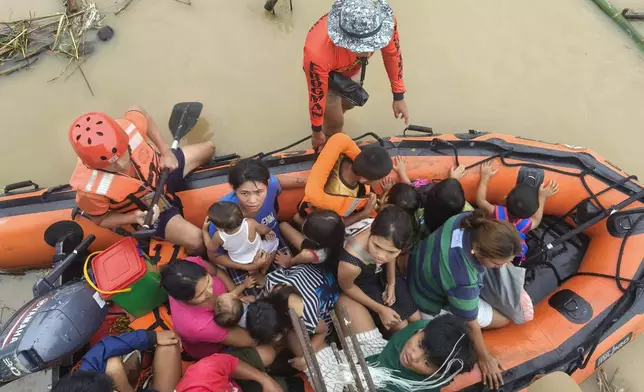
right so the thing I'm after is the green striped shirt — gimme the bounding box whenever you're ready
[407,213,485,321]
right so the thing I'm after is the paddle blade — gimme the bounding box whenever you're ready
[169,102,203,140]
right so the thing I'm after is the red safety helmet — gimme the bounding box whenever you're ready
[68,112,129,169]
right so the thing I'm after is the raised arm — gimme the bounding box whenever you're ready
[476,161,497,216]
[530,180,559,230]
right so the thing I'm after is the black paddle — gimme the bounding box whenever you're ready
[132,102,203,239]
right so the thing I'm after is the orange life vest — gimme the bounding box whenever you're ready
[69,118,171,214]
[302,133,370,217]
[130,304,195,371]
[148,239,188,272]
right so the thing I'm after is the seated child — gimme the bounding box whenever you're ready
[276,209,345,270]
[203,201,279,285]
[477,161,559,262]
[300,133,392,226]
[214,276,257,328]
[381,156,472,237]
[51,330,181,392]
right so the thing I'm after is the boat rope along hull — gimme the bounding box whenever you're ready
[0,132,643,390]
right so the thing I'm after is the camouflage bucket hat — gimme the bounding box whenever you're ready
[327,0,394,53]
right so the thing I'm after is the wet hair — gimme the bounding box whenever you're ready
[246,285,301,344]
[51,371,114,392]
[160,259,208,302]
[214,295,244,328]
[228,159,270,190]
[386,183,421,220]
[370,205,414,251]
[506,184,539,219]
[352,145,393,181]
[461,210,522,260]
[423,179,466,234]
[421,314,476,372]
[301,210,346,274]
[208,201,244,232]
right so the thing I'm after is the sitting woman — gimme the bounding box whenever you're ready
[407,210,522,390]
[160,258,263,360]
[338,205,421,332]
[206,158,305,296]
[276,209,345,270]
[246,267,340,360]
[293,295,477,392]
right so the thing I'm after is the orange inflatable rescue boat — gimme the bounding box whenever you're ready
[1,127,643,391]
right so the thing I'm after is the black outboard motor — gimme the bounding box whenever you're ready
[0,222,108,386]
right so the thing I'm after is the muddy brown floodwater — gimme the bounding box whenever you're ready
[1,0,643,188]
[0,0,643,391]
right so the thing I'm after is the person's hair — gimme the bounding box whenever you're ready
[246,285,300,344]
[301,210,346,274]
[214,296,244,328]
[352,145,393,181]
[370,205,413,251]
[208,201,244,231]
[506,184,539,219]
[386,183,421,220]
[461,210,522,259]
[421,314,476,372]
[423,179,466,234]
[51,371,114,392]
[160,259,208,302]
[228,159,270,190]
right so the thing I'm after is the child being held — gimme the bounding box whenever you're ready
[214,276,256,328]
[477,161,559,263]
[203,201,279,285]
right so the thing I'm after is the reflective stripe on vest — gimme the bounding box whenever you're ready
[70,118,164,213]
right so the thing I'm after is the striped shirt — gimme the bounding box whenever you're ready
[407,213,486,321]
[264,264,339,334]
[494,205,532,262]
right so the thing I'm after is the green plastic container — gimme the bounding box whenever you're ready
[92,237,168,317]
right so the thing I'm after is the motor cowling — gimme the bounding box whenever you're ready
[0,282,107,383]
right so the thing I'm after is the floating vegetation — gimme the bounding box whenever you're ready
[0,0,104,79]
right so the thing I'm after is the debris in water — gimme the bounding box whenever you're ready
[597,368,626,392]
[0,0,104,78]
[97,25,114,41]
[115,0,137,16]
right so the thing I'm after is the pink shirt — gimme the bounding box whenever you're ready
[168,257,229,359]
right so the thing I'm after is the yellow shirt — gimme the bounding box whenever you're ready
[324,156,359,197]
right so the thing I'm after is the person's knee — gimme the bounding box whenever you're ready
[184,230,205,255]
[256,345,277,367]
[203,140,216,156]
[154,342,181,358]
[408,310,421,322]
[105,356,126,380]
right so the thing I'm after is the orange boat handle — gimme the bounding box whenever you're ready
[83,251,132,295]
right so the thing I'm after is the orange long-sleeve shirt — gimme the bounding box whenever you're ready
[303,14,406,132]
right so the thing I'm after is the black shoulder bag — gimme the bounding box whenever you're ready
[328,57,369,107]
